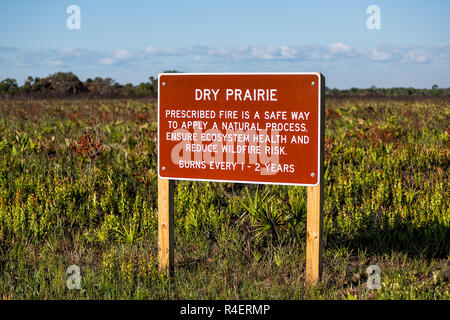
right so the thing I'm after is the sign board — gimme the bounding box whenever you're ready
[158,72,323,186]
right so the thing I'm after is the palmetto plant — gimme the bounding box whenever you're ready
[238,186,287,241]
[118,223,142,245]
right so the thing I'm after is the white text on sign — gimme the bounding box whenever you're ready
[195,88,278,101]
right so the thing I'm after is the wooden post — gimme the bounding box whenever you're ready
[158,178,174,274]
[306,184,323,284]
[306,72,325,284]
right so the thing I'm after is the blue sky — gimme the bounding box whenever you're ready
[0,0,449,88]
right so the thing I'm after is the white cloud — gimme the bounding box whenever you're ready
[250,46,278,60]
[99,57,115,65]
[401,49,429,64]
[370,49,391,61]
[206,47,229,56]
[280,45,298,59]
[48,60,63,66]
[145,46,180,55]
[329,42,352,54]
[0,43,447,73]
[114,49,133,60]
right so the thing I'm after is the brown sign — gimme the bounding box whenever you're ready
[158,73,323,186]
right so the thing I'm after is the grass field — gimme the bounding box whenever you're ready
[0,97,448,299]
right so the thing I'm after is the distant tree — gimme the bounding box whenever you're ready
[122,83,135,97]
[111,82,123,96]
[162,70,183,73]
[149,76,157,94]
[0,78,19,97]
[84,77,114,96]
[136,82,153,97]
[46,72,84,95]
[31,77,46,93]
[5,71,448,99]
[22,76,33,94]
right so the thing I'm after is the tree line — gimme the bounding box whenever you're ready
[0,71,448,98]
[326,85,450,98]
[0,71,167,99]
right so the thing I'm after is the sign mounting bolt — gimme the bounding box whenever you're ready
[311,81,315,86]
[311,172,315,177]
[162,166,166,171]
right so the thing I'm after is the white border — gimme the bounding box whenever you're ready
[157,72,322,187]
